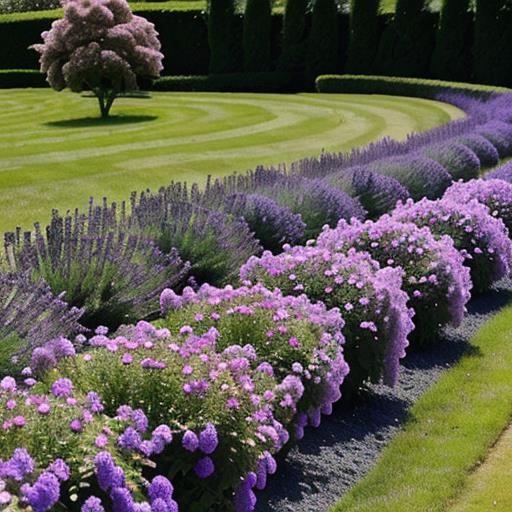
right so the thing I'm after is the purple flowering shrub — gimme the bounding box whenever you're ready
[487,161,512,183]
[129,196,262,286]
[159,284,348,428]
[222,193,306,253]
[3,210,189,330]
[0,374,171,511]
[444,179,512,235]
[327,166,410,219]
[44,319,314,511]
[0,274,84,376]
[392,198,512,294]
[255,177,366,241]
[240,246,413,390]
[476,121,512,158]
[369,155,453,201]
[453,134,500,168]
[317,217,472,348]
[31,0,164,118]
[422,142,481,181]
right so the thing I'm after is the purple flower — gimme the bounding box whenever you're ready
[48,459,70,481]
[194,457,215,479]
[24,471,60,512]
[148,475,174,503]
[0,448,34,481]
[94,452,117,492]
[198,423,218,455]
[0,376,16,392]
[50,378,73,397]
[81,496,105,512]
[111,487,134,512]
[182,430,199,452]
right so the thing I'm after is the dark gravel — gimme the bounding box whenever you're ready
[257,279,512,512]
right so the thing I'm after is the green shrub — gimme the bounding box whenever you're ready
[346,0,380,74]
[0,69,47,88]
[430,0,472,81]
[208,0,238,73]
[153,72,299,92]
[243,0,272,72]
[315,74,510,98]
[306,0,339,79]
[280,0,309,72]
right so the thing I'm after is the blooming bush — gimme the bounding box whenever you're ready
[255,176,366,241]
[487,161,512,183]
[444,179,512,234]
[369,155,453,201]
[422,142,480,181]
[240,246,413,389]
[317,217,472,348]
[222,193,306,253]
[392,198,512,293]
[453,134,500,168]
[0,274,84,376]
[31,0,164,117]
[3,210,189,330]
[327,166,410,219]
[129,197,262,286]
[475,121,512,158]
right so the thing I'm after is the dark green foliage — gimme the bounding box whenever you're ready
[375,0,436,78]
[474,0,512,87]
[430,0,472,81]
[315,74,506,99]
[346,0,380,74]
[153,72,300,92]
[243,0,272,72]
[0,69,47,88]
[307,0,339,79]
[208,0,238,73]
[280,0,309,72]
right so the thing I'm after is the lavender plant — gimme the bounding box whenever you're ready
[3,208,189,329]
[369,155,453,201]
[317,217,472,348]
[222,193,306,253]
[255,176,366,241]
[422,142,481,181]
[0,274,83,376]
[487,161,512,183]
[392,198,512,294]
[31,0,164,118]
[453,134,500,168]
[476,121,512,158]
[326,166,410,218]
[444,179,512,235]
[240,246,414,390]
[129,194,262,286]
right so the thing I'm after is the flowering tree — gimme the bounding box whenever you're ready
[32,0,164,118]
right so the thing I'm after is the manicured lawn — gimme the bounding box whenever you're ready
[449,425,512,512]
[330,302,512,512]
[0,90,462,233]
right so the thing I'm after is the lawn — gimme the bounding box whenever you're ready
[330,301,512,512]
[0,90,462,233]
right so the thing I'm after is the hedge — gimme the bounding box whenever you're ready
[0,69,47,88]
[152,72,304,92]
[315,74,511,99]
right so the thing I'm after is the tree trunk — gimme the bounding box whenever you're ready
[96,89,117,118]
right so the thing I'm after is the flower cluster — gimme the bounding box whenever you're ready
[422,141,480,181]
[392,198,512,293]
[317,216,472,347]
[453,134,500,168]
[240,246,413,388]
[327,166,410,219]
[444,179,512,235]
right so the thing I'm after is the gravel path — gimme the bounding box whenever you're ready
[257,279,512,512]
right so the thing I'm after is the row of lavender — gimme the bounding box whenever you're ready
[2,176,512,512]
[2,91,512,511]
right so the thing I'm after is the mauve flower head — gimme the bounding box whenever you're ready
[198,423,218,454]
[111,486,134,512]
[48,459,70,481]
[182,430,199,452]
[23,471,60,512]
[81,496,105,512]
[194,456,215,479]
[0,376,16,393]
[0,448,34,481]
[50,378,73,397]
[94,452,117,492]
[148,475,174,503]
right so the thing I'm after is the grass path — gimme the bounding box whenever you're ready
[329,300,512,512]
[0,90,462,233]
[448,424,512,512]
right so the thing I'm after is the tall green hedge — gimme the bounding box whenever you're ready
[208,0,238,73]
[430,0,472,82]
[243,0,272,72]
[307,0,339,79]
[375,0,436,78]
[280,0,309,72]
[346,0,380,75]
[474,0,512,87]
